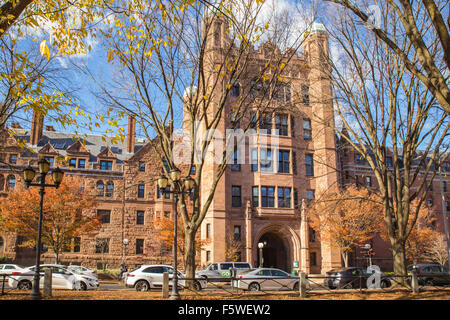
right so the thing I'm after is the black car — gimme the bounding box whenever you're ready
[324,267,391,289]
[407,263,450,286]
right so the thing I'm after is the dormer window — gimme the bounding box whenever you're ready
[100,160,113,171]
[78,159,85,169]
[69,158,77,167]
[9,154,17,164]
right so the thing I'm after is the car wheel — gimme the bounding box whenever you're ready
[248,282,261,291]
[194,281,202,291]
[381,280,390,288]
[135,280,150,292]
[78,281,87,291]
[293,282,299,291]
[18,280,32,290]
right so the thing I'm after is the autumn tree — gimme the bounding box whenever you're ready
[86,0,313,285]
[322,0,450,115]
[318,4,450,281]
[154,214,210,269]
[309,186,384,267]
[425,233,449,267]
[0,175,100,263]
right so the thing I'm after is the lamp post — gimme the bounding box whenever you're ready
[157,169,195,301]
[23,159,64,300]
[123,238,129,264]
[258,242,264,268]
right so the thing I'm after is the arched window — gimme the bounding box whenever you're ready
[106,181,114,197]
[7,175,15,190]
[97,181,104,196]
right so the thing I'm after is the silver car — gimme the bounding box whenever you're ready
[125,264,207,291]
[8,264,98,291]
[232,268,306,291]
[196,262,252,281]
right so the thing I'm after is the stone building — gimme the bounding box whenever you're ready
[0,20,448,274]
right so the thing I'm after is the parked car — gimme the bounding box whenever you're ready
[407,263,450,286]
[8,264,98,291]
[196,262,252,281]
[324,267,392,289]
[231,268,305,291]
[125,264,207,291]
[67,265,98,279]
[0,264,25,275]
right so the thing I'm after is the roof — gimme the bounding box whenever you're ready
[13,129,148,163]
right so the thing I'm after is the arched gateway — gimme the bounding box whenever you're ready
[255,225,300,272]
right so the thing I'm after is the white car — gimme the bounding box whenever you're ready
[0,264,25,275]
[125,264,207,291]
[67,265,98,279]
[8,264,98,291]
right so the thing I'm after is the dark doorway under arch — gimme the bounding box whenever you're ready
[257,232,289,271]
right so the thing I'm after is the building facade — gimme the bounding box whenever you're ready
[0,21,449,274]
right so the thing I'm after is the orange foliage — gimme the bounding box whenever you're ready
[308,186,384,266]
[0,175,100,261]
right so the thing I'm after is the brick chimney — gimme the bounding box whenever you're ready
[30,111,44,146]
[127,115,136,154]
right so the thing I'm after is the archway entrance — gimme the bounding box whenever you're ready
[257,232,290,271]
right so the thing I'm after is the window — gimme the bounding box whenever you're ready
[78,159,85,169]
[275,114,289,136]
[386,157,393,168]
[164,186,171,199]
[232,186,241,207]
[309,228,316,242]
[443,181,447,193]
[74,237,81,253]
[252,186,259,207]
[305,154,314,176]
[97,181,104,196]
[310,252,317,266]
[278,150,290,173]
[278,187,291,208]
[206,251,211,262]
[294,189,299,208]
[43,157,54,167]
[136,211,145,225]
[259,113,272,134]
[95,238,110,254]
[234,226,241,241]
[97,210,111,224]
[231,148,241,172]
[138,184,145,198]
[136,239,144,254]
[261,186,275,207]
[9,154,17,164]
[7,175,15,189]
[303,119,312,140]
[230,83,240,97]
[106,181,114,197]
[251,148,258,172]
[365,176,372,187]
[355,154,365,165]
[302,85,310,105]
[260,149,273,172]
[100,160,113,170]
[190,165,196,175]
[306,190,315,204]
[274,82,291,102]
[69,158,77,167]
[139,162,146,172]
[206,224,211,239]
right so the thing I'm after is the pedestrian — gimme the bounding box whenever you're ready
[118,264,127,281]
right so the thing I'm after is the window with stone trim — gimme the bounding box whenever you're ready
[95,238,110,254]
[232,186,242,207]
[97,210,111,224]
[100,160,113,170]
[234,225,241,241]
[106,181,114,197]
[252,186,259,207]
[78,159,86,169]
[303,119,312,140]
[136,210,145,225]
[310,252,317,266]
[97,181,104,196]
[275,114,289,136]
[278,187,292,208]
[139,161,146,172]
[305,154,314,176]
[138,184,145,198]
[261,186,275,207]
[7,175,15,190]
[136,239,144,254]
[278,150,290,173]
[260,148,273,172]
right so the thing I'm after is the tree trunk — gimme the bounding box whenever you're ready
[341,250,349,267]
[392,240,408,286]
[183,229,197,289]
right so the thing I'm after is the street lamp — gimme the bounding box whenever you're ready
[157,170,195,300]
[23,159,64,300]
[258,242,264,268]
[123,238,129,264]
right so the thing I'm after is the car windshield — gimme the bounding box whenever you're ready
[239,269,256,275]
